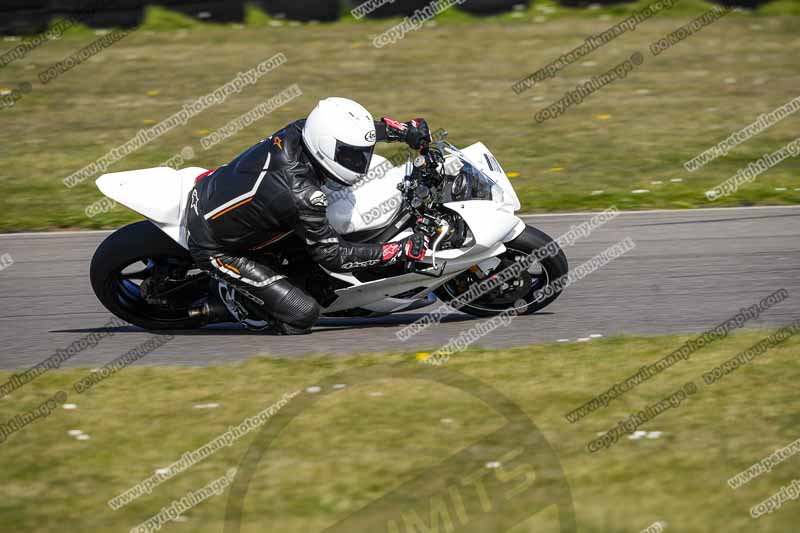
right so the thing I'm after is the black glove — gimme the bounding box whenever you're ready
[382,117,432,150]
[381,233,429,264]
[404,118,431,150]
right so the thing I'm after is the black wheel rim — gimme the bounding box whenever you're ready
[440,247,552,313]
[112,256,206,323]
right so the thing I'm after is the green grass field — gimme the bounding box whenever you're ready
[0,330,798,531]
[0,1,798,231]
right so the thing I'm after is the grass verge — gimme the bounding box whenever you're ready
[0,5,798,231]
[0,329,798,531]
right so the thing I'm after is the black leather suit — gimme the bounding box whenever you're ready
[186,119,399,333]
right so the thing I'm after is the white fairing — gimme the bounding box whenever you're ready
[324,143,520,236]
[459,142,521,212]
[322,154,406,235]
[96,141,528,316]
[96,166,207,248]
[319,144,526,313]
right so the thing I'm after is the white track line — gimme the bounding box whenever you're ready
[0,229,113,238]
[519,205,800,219]
[0,205,798,238]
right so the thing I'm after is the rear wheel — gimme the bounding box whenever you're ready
[435,225,568,318]
[90,221,209,330]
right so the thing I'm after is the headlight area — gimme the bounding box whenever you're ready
[491,183,505,203]
[445,159,499,202]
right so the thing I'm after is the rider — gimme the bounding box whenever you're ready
[186,97,432,334]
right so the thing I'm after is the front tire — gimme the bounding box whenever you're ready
[90,221,207,330]
[435,225,568,318]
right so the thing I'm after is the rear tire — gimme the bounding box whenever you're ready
[435,225,568,318]
[90,221,206,330]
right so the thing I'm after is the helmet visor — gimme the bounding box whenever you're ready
[334,140,374,175]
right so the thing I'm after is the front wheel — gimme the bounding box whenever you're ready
[435,225,568,318]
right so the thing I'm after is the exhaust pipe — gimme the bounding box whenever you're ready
[188,301,231,325]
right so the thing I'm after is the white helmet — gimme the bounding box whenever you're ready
[302,97,377,186]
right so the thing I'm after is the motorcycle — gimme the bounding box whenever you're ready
[90,133,568,330]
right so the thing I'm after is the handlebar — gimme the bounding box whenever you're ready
[404,259,447,278]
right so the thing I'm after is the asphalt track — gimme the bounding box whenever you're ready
[0,206,798,370]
